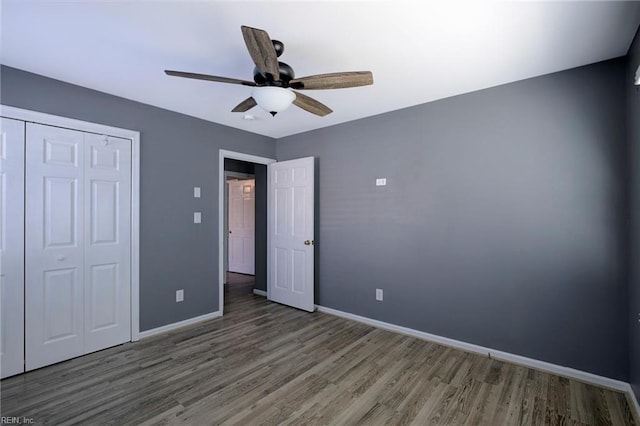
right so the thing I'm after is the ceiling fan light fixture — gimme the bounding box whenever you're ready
[251,86,295,116]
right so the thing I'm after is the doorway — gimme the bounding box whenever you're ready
[219,151,276,314]
[218,150,316,315]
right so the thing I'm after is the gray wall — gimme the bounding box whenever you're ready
[628,28,640,400]
[0,66,276,331]
[278,59,629,380]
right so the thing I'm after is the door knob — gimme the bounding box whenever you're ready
[304,240,314,245]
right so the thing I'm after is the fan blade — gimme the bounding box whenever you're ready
[290,71,373,90]
[293,91,333,116]
[232,97,257,113]
[165,70,256,86]
[241,26,280,81]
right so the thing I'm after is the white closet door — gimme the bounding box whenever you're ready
[26,123,85,370]
[1,118,25,378]
[83,133,131,353]
[25,125,133,370]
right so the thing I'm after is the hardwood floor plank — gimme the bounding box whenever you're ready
[354,401,396,425]
[377,344,438,412]
[393,377,440,425]
[1,274,636,425]
[526,369,550,426]
[442,377,485,424]
[463,381,494,426]
[409,382,457,425]
[503,365,529,424]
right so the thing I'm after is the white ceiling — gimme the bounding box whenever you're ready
[2,1,639,138]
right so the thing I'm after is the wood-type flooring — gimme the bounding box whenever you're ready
[1,273,637,425]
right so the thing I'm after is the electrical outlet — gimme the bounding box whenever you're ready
[376,178,387,186]
[376,289,383,301]
[176,289,184,302]
[194,212,201,224]
[194,187,201,198]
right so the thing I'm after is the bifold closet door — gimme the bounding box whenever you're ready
[83,132,131,354]
[26,124,85,370]
[1,118,26,379]
[25,123,131,371]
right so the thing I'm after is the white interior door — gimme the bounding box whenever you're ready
[25,123,132,370]
[1,118,25,378]
[268,157,314,312]
[228,179,255,275]
[83,133,131,353]
[26,123,85,370]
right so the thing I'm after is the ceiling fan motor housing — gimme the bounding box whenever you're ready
[253,61,295,85]
[251,39,294,85]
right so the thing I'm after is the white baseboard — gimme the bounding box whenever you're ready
[253,289,267,297]
[626,384,640,423]
[316,305,633,398]
[139,311,221,339]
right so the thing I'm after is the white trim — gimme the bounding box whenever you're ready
[315,305,632,393]
[626,384,640,423]
[139,311,221,339]
[1,105,142,341]
[218,150,275,316]
[2,105,134,140]
[253,289,267,297]
[130,131,141,341]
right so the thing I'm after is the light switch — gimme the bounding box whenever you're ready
[194,187,201,198]
[376,178,387,186]
[194,212,201,224]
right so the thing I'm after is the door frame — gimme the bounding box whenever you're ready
[218,150,275,315]
[0,105,142,341]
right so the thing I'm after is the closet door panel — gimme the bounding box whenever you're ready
[26,123,85,370]
[84,134,131,353]
[0,118,25,378]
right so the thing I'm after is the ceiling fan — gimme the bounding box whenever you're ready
[165,25,373,117]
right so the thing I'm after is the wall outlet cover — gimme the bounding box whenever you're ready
[176,289,184,302]
[376,288,383,301]
[194,187,201,198]
[376,178,387,186]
